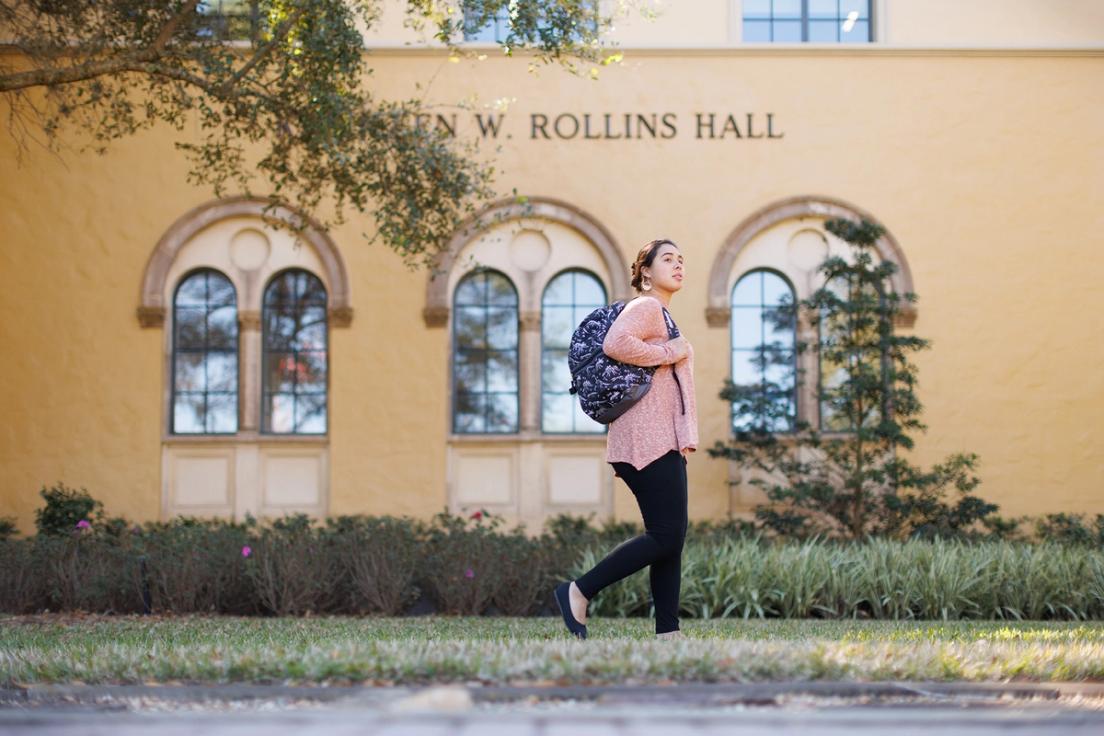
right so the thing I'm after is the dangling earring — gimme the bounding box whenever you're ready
[642,276,652,291]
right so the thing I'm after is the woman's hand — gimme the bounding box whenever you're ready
[665,335,690,363]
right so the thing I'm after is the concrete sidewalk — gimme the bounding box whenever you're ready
[3,679,1104,707]
[3,681,1104,736]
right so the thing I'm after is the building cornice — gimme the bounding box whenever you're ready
[5,43,1100,60]
[359,44,1104,58]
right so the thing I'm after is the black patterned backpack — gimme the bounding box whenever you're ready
[567,298,683,424]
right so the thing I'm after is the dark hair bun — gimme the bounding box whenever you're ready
[630,239,677,293]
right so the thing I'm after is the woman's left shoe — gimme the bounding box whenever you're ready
[553,581,587,640]
[656,630,685,640]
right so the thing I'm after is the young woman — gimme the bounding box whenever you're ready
[554,239,697,640]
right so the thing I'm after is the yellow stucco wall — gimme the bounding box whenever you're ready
[1,45,1101,535]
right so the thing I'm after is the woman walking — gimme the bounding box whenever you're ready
[554,238,697,640]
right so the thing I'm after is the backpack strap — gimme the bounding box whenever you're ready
[660,305,686,415]
[660,306,680,339]
[629,295,681,339]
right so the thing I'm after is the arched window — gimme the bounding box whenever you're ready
[262,269,328,434]
[541,269,607,434]
[730,269,798,432]
[817,273,886,432]
[172,269,238,434]
[452,269,519,433]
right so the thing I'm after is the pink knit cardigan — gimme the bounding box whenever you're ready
[602,295,698,471]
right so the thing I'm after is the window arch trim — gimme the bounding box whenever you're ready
[139,195,352,328]
[424,196,628,328]
[706,195,916,329]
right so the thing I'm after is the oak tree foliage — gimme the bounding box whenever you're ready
[0,0,625,269]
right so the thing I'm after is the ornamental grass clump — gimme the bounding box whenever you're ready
[572,537,1104,621]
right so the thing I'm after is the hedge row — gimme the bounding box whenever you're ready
[2,511,1102,619]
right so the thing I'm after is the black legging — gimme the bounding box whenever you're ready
[574,449,689,634]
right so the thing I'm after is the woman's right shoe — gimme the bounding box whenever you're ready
[553,581,587,640]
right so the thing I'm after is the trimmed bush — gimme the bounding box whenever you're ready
[38,532,144,613]
[139,518,255,614]
[34,483,104,537]
[419,510,510,615]
[4,488,1103,620]
[491,527,558,616]
[329,514,424,615]
[245,514,341,616]
[0,539,46,613]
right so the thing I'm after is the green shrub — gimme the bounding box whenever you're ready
[9,499,1104,619]
[0,538,47,612]
[137,517,256,614]
[0,517,18,541]
[419,509,509,615]
[328,514,424,615]
[38,532,144,613]
[1034,513,1104,546]
[491,527,558,615]
[34,482,104,536]
[244,513,340,616]
[543,513,601,552]
[711,217,1000,542]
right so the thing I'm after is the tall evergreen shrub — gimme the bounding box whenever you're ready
[710,217,999,540]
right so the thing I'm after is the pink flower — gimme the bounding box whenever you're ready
[241,545,252,558]
[470,510,483,520]
[464,568,474,579]
[75,520,91,529]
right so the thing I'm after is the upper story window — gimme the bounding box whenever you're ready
[195,0,262,42]
[541,269,607,434]
[172,269,239,434]
[463,6,511,43]
[452,269,520,434]
[262,269,329,434]
[743,0,872,43]
[730,269,798,433]
[462,1,599,43]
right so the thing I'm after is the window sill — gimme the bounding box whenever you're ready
[163,432,329,445]
[449,431,606,444]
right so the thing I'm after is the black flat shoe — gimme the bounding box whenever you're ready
[554,581,587,640]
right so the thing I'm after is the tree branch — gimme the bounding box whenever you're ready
[1,2,306,101]
[150,0,202,54]
[217,5,308,96]
[0,53,234,99]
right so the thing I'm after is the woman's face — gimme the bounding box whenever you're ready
[644,243,684,293]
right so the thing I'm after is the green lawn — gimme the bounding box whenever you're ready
[2,614,1103,686]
